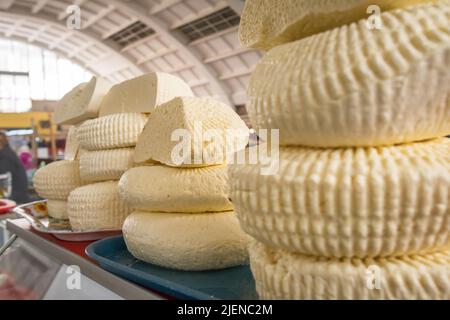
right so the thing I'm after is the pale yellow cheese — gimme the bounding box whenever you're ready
[98,72,194,116]
[123,211,250,271]
[247,2,450,147]
[240,0,437,50]
[250,241,450,300]
[229,139,450,258]
[119,164,233,212]
[77,113,148,151]
[46,200,68,220]
[68,181,131,231]
[33,160,83,200]
[64,126,80,161]
[134,97,249,167]
[79,148,134,183]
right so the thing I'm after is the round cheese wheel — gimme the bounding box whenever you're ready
[229,139,450,258]
[33,160,83,200]
[247,2,450,147]
[250,240,450,300]
[80,148,134,182]
[77,113,148,151]
[119,164,233,212]
[123,211,250,271]
[68,181,131,231]
[46,200,68,220]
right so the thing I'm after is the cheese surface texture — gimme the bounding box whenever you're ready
[68,181,131,231]
[77,113,148,151]
[119,165,233,212]
[99,72,193,116]
[33,160,83,200]
[46,200,68,220]
[247,2,450,147]
[229,139,450,258]
[239,0,436,50]
[79,148,134,182]
[54,76,111,125]
[134,97,249,167]
[250,241,450,300]
[123,211,250,271]
[64,126,80,161]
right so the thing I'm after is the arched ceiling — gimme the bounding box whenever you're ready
[0,0,260,106]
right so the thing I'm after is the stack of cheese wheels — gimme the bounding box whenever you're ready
[231,1,450,299]
[120,96,251,271]
[67,72,192,231]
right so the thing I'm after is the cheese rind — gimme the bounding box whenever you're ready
[134,97,249,167]
[123,211,250,271]
[229,139,450,258]
[77,113,148,151]
[247,2,450,147]
[64,126,80,161]
[46,200,68,220]
[250,241,450,300]
[54,76,111,125]
[98,72,194,116]
[239,0,436,50]
[119,165,233,212]
[33,160,83,200]
[68,181,131,231]
[80,148,134,182]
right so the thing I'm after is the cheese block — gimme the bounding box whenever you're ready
[98,72,194,116]
[64,126,80,161]
[46,200,68,220]
[68,181,131,231]
[80,148,134,183]
[119,164,233,212]
[77,113,148,151]
[123,211,250,271]
[54,76,111,125]
[247,2,450,147]
[240,0,436,50]
[250,241,450,300]
[33,160,83,200]
[134,97,249,167]
[229,139,450,258]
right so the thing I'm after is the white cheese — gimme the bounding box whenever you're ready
[134,97,249,167]
[98,72,194,116]
[64,126,80,161]
[240,0,436,50]
[77,113,148,151]
[46,200,68,220]
[54,76,111,125]
[33,160,83,200]
[247,1,450,147]
[68,181,131,231]
[119,164,233,212]
[229,139,450,258]
[123,211,250,271]
[250,240,450,300]
[79,148,134,183]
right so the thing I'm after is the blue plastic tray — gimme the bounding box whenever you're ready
[86,235,258,300]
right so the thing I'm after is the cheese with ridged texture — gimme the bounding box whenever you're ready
[229,139,450,258]
[239,0,436,50]
[98,72,194,116]
[47,200,68,220]
[33,160,83,200]
[54,76,111,125]
[77,113,148,151]
[247,2,450,147]
[64,126,80,161]
[68,181,131,231]
[250,241,450,300]
[80,148,134,182]
[134,97,249,167]
[119,165,233,212]
[123,211,250,271]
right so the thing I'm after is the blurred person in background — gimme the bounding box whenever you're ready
[0,131,30,204]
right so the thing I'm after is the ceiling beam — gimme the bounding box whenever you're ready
[82,5,114,29]
[32,0,50,14]
[0,0,14,10]
[227,0,245,16]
